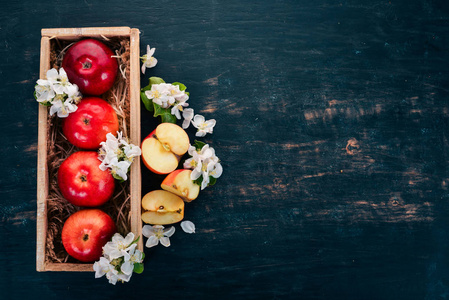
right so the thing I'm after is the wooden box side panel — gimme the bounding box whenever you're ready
[129,28,143,251]
[41,27,131,40]
[45,263,94,272]
[36,36,51,272]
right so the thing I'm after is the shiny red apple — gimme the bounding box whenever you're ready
[62,209,116,262]
[62,97,119,149]
[58,151,115,207]
[62,38,118,95]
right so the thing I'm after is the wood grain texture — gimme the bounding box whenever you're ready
[42,27,131,39]
[36,36,50,272]
[129,28,143,252]
[1,0,449,299]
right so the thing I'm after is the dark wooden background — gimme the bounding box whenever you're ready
[1,0,449,299]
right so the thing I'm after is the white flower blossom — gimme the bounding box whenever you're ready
[45,68,59,84]
[98,131,141,181]
[94,232,143,285]
[171,98,189,119]
[181,221,196,234]
[102,232,136,260]
[123,143,142,162]
[34,67,81,117]
[93,257,116,279]
[49,98,78,118]
[191,114,216,137]
[144,83,190,120]
[182,108,194,129]
[121,245,143,276]
[52,68,70,95]
[35,81,55,103]
[184,143,222,190]
[110,158,131,181]
[141,45,158,74]
[142,225,175,248]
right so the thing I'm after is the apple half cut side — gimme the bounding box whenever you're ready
[161,169,200,202]
[141,123,190,174]
[141,190,185,225]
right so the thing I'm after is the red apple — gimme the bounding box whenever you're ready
[62,97,119,149]
[141,123,190,174]
[62,38,118,95]
[62,209,116,262]
[161,169,200,202]
[58,151,115,207]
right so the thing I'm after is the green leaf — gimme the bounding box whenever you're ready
[141,252,145,261]
[209,176,217,186]
[193,175,203,187]
[112,173,126,182]
[193,175,217,188]
[172,82,187,91]
[140,90,154,112]
[149,76,165,86]
[153,103,176,123]
[160,113,177,123]
[133,263,144,274]
[40,101,52,107]
[193,140,206,151]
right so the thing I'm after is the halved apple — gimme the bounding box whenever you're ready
[141,190,185,225]
[161,169,200,202]
[141,123,190,174]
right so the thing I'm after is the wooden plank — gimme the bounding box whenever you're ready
[36,36,50,272]
[41,27,131,39]
[45,263,93,272]
[129,28,143,251]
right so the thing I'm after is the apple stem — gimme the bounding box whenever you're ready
[83,234,89,241]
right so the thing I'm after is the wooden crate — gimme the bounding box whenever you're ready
[36,27,142,272]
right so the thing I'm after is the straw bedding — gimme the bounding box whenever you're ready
[45,36,132,263]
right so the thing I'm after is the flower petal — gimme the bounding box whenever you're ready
[181,221,196,233]
[164,226,176,237]
[142,225,155,237]
[211,163,223,178]
[191,168,202,180]
[121,261,134,275]
[193,114,205,126]
[145,235,159,248]
[195,130,207,137]
[160,237,171,247]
